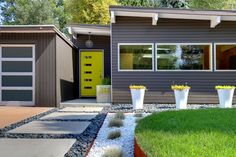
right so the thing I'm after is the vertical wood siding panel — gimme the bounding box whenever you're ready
[56,35,77,105]
[0,33,57,107]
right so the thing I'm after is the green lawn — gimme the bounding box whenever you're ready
[135,109,236,157]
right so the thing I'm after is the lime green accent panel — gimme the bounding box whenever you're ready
[81,51,103,97]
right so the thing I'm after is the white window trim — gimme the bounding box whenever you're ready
[118,43,154,72]
[214,43,236,72]
[155,43,213,72]
[0,44,35,106]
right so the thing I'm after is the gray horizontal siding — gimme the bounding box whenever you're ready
[112,17,236,104]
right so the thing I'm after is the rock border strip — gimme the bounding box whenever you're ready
[104,104,218,113]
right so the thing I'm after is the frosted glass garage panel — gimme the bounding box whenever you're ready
[2,47,32,58]
[2,61,32,72]
[2,90,32,101]
[2,76,32,87]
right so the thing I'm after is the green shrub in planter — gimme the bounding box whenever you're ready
[96,77,111,103]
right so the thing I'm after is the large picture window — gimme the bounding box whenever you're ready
[156,44,211,71]
[119,44,153,71]
[215,44,236,70]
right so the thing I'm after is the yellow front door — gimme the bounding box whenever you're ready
[80,51,103,97]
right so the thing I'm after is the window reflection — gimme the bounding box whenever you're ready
[157,44,211,70]
[119,44,153,70]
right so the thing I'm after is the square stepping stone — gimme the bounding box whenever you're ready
[60,107,103,112]
[8,121,90,134]
[0,138,76,157]
[40,112,97,120]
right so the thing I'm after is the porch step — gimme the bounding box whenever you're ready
[60,99,111,108]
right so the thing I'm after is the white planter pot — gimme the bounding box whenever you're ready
[96,85,111,103]
[217,89,235,108]
[130,89,145,110]
[174,89,189,109]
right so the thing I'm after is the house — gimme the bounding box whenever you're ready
[2,6,236,107]
[0,25,77,107]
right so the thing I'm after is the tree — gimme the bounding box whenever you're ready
[189,0,236,10]
[159,0,189,8]
[65,0,118,25]
[119,0,189,8]
[118,0,160,7]
[0,0,67,30]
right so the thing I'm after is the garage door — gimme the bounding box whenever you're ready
[0,45,35,106]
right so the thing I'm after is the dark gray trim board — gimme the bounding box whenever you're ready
[111,16,236,104]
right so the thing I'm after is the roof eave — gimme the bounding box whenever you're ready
[0,25,77,48]
[67,24,111,36]
[109,6,236,28]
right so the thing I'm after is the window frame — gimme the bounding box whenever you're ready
[155,43,213,72]
[0,44,35,106]
[214,43,236,72]
[118,43,154,72]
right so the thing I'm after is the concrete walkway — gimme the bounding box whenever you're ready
[0,106,104,157]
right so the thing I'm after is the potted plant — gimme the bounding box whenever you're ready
[215,85,235,108]
[171,84,191,109]
[96,77,111,103]
[129,85,147,110]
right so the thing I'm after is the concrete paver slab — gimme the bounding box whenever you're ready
[8,121,90,134]
[60,107,103,112]
[0,138,75,157]
[40,112,98,120]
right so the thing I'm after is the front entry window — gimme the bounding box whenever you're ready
[215,44,236,70]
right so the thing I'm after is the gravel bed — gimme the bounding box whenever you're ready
[104,104,218,113]
[64,113,106,157]
[87,113,136,157]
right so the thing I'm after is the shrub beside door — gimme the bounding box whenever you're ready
[96,77,111,103]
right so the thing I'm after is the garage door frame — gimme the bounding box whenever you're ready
[0,44,35,106]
